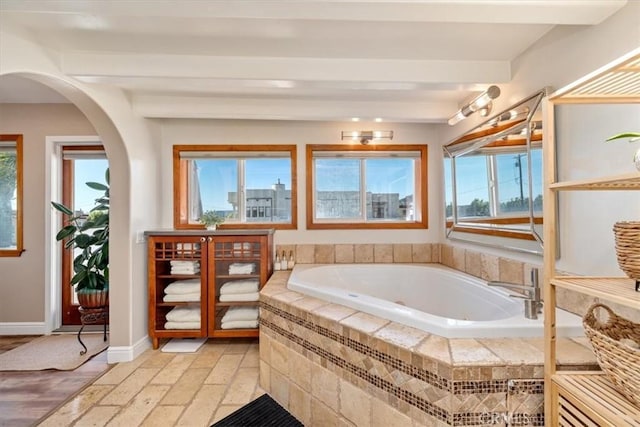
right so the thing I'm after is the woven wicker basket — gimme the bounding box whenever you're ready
[583,303,640,406]
[613,221,640,291]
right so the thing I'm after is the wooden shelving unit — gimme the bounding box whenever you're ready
[146,229,273,349]
[553,372,640,426]
[543,48,640,426]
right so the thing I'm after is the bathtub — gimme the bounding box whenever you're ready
[287,263,583,339]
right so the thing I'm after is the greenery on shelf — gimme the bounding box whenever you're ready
[52,169,109,292]
[199,210,225,228]
[606,132,640,142]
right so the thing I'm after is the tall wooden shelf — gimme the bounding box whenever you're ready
[146,229,273,349]
[543,48,640,425]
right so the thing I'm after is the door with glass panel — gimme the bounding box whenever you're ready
[60,146,108,325]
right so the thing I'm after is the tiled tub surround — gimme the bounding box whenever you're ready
[259,271,597,427]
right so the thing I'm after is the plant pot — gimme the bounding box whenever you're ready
[613,221,640,291]
[77,289,109,309]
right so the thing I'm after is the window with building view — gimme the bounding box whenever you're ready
[173,145,297,229]
[0,135,23,257]
[444,147,543,220]
[307,144,427,229]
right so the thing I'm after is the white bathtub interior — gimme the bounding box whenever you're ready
[287,263,583,339]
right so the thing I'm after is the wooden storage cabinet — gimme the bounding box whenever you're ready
[146,230,273,349]
[543,50,640,425]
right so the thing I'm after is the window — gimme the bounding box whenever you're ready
[444,147,543,221]
[0,135,23,257]
[174,145,297,230]
[307,144,427,229]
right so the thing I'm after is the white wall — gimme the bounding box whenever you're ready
[158,119,442,244]
[0,104,96,327]
[555,103,640,275]
[437,1,640,264]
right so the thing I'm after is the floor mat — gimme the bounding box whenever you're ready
[211,394,304,427]
[0,333,108,371]
[161,337,207,352]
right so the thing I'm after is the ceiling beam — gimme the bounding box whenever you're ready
[63,53,511,85]
[132,94,456,122]
[0,0,627,25]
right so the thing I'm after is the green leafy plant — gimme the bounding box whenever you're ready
[52,169,109,292]
[199,210,225,228]
[606,132,640,142]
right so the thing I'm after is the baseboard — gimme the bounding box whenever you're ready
[107,335,151,363]
[0,322,47,335]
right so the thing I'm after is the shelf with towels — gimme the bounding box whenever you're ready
[146,230,274,348]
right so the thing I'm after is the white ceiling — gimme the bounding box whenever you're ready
[0,0,627,122]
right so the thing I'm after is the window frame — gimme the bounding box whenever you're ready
[306,144,428,230]
[0,134,24,257]
[173,144,297,230]
[444,136,543,241]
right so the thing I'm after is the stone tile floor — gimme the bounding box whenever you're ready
[0,336,262,427]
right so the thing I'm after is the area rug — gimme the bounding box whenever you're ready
[161,337,207,353]
[211,394,304,426]
[0,334,108,371]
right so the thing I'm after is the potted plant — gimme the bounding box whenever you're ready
[52,169,110,308]
[199,210,225,230]
[606,132,640,171]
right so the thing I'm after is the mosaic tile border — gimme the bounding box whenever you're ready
[261,301,546,426]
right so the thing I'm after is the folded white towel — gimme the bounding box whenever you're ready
[166,305,201,322]
[221,319,259,329]
[175,243,199,251]
[219,292,259,302]
[163,292,200,302]
[220,279,259,295]
[164,321,201,330]
[222,306,259,323]
[170,260,199,267]
[165,279,200,295]
[170,268,200,275]
[229,263,255,275]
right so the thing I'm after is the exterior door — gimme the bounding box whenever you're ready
[60,146,108,325]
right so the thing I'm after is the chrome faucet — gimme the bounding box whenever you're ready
[487,268,542,319]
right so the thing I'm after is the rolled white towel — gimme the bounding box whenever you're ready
[222,306,259,323]
[228,263,255,275]
[165,279,200,295]
[219,292,259,302]
[220,279,259,295]
[163,292,200,302]
[166,305,201,322]
[221,319,259,330]
[164,321,201,330]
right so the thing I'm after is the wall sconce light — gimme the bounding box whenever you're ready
[448,85,501,126]
[341,130,394,145]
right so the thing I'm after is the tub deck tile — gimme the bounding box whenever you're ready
[449,339,503,366]
[414,334,452,366]
[478,338,543,365]
[340,312,390,334]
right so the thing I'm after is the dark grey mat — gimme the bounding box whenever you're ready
[211,394,304,426]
